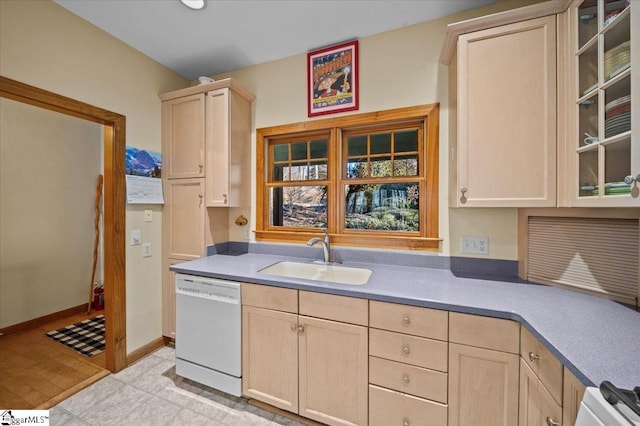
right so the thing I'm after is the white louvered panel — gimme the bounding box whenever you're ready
[527,217,639,304]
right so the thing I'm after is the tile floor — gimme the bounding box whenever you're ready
[51,346,304,425]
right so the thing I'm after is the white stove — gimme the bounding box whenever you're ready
[576,383,640,426]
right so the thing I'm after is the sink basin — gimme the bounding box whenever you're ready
[259,261,372,285]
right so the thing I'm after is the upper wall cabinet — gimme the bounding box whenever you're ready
[448,14,558,208]
[162,93,205,179]
[160,79,255,207]
[561,0,638,207]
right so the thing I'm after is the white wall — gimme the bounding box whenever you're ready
[214,0,544,261]
[0,0,188,351]
[0,98,102,328]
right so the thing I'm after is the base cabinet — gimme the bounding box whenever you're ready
[242,285,368,426]
[520,359,562,426]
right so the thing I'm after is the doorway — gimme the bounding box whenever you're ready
[0,76,127,375]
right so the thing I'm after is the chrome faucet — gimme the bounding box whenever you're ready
[307,228,331,263]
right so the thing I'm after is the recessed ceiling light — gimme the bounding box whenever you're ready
[180,0,205,10]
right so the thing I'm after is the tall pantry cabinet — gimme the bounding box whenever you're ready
[160,79,254,338]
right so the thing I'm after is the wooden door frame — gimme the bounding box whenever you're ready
[0,75,127,373]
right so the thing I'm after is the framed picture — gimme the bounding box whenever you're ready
[307,40,358,117]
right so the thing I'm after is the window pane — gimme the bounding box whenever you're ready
[270,186,327,228]
[309,161,328,180]
[370,133,391,155]
[371,156,392,177]
[395,130,418,152]
[291,142,307,161]
[273,144,289,161]
[348,135,367,156]
[394,155,418,176]
[347,158,369,178]
[310,140,327,159]
[273,164,286,182]
[344,183,419,231]
[289,164,308,180]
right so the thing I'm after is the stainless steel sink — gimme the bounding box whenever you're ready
[259,261,372,285]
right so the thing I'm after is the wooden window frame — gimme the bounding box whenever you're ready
[256,104,440,251]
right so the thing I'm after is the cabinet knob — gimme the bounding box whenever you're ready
[402,346,410,355]
[223,193,228,204]
[290,324,297,331]
[402,316,411,327]
[199,164,203,172]
[460,187,468,195]
[402,419,410,426]
[298,325,305,333]
[529,352,540,362]
[402,375,410,385]
[545,416,559,426]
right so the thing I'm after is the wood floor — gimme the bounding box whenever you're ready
[0,310,109,409]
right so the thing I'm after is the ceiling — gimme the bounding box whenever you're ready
[54,0,495,81]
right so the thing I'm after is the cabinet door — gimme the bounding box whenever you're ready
[242,306,298,412]
[299,316,368,426]
[163,94,205,178]
[161,258,181,338]
[519,359,562,426]
[562,367,585,426]
[455,15,557,207]
[164,178,205,259]
[205,88,230,206]
[563,0,638,207]
[449,343,519,426]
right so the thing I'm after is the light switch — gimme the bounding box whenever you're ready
[142,243,152,257]
[130,230,141,246]
[144,210,152,222]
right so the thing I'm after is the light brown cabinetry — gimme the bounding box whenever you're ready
[519,327,587,426]
[369,301,449,426]
[160,79,254,338]
[562,367,586,426]
[162,93,205,179]
[448,313,520,426]
[520,358,563,426]
[242,284,368,426]
[562,0,638,207]
[450,15,557,207]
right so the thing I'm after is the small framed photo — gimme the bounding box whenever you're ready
[307,40,359,117]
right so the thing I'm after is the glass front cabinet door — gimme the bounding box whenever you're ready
[564,0,638,206]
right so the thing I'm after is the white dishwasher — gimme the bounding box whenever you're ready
[175,273,241,396]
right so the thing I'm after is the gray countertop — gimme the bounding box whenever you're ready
[171,252,640,390]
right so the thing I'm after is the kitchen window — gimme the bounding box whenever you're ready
[255,104,440,250]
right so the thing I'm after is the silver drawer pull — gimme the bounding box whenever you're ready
[402,346,410,355]
[402,316,410,327]
[298,325,304,333]
[529,352,540,362]
[402,375,410,385]
[545,416,559,426]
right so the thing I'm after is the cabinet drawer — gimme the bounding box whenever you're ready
[521,327,563,405]
[299,291,368,326]
[449,312,520,354]
[369,384,447,426]
[241,283,297,313]
[370,328,448,372]
[370,300,448,340]
[369,356,447,403]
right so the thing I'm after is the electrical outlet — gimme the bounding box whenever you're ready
[243,227,250,239]
[142,243,152,257]
[144,210,152,222]
[461,236,489,254]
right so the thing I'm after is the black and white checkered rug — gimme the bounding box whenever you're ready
[45,315,105,357]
